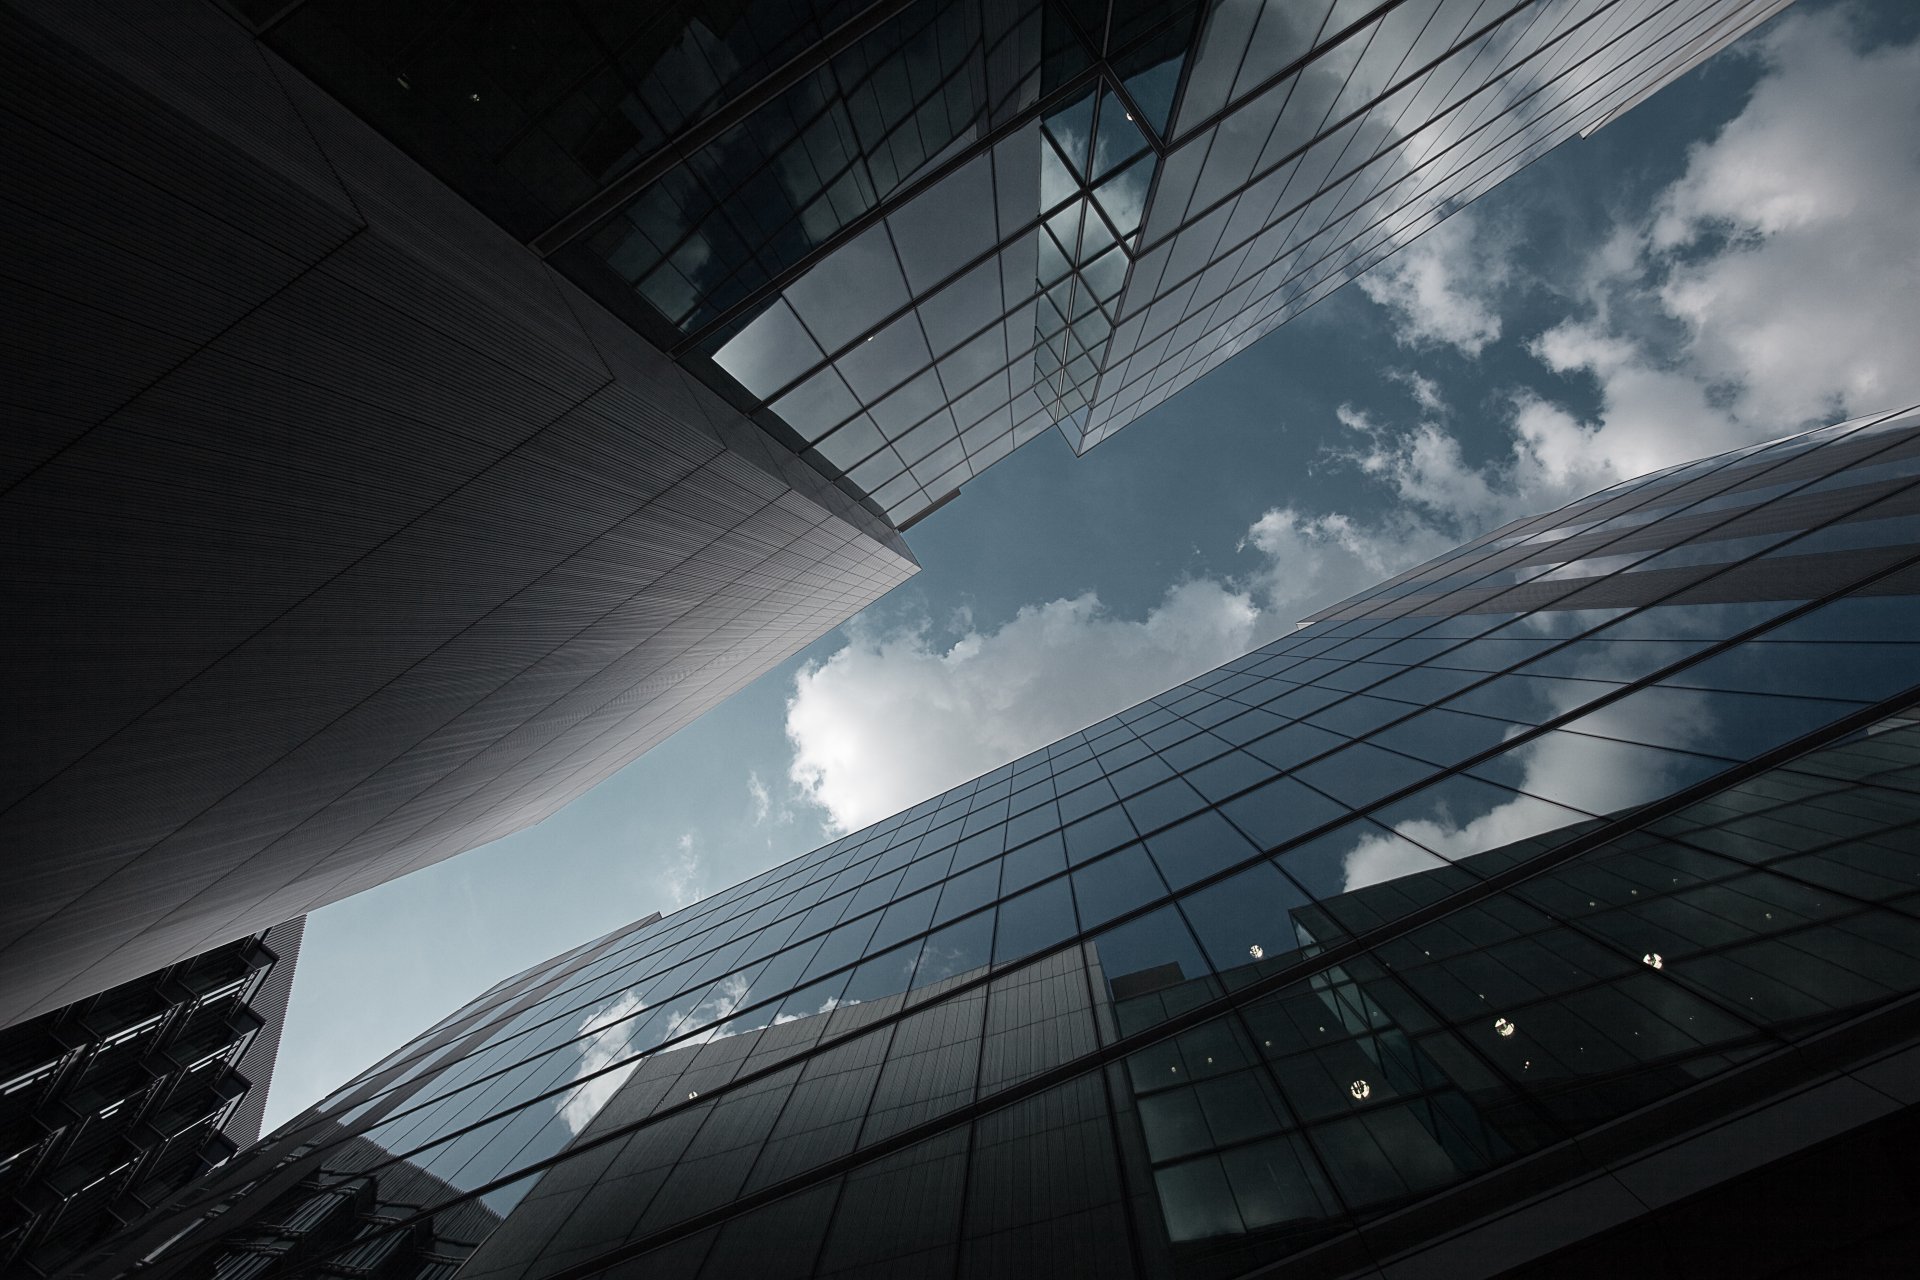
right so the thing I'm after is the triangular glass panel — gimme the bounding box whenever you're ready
[1062,0,1109,53]
[1119,52,1184,142]
[1047,270,1079,311]
[1072,308,1112,350]
[1092,151,1155,240]
[1039,134,1081,212]
[1076,204,1116,265]
[1069,285,1103,323]
[1037,291,1069,338]
[1041,4,1098,97]
[1043,90,1096,180]
[1082,244,1130,304]
[1047,201,1085,260]
[1091,88,1151,182]
[1037,226,1072,287]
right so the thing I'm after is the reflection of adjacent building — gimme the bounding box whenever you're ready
[1,0,1791,1034]
[1103,711,1920,1272]
[0,921,301,1276]
[70,409,1920,1278]
[181,1129,503,1280]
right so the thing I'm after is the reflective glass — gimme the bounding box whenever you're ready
[1071,844,1167,929]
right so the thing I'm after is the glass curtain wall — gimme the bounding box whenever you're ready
[257,0,1791,527]
[80,403,1920,1280]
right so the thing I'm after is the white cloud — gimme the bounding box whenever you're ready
[558,992,645,1135]
[1529,8,1920,459]
[1325,7,1920,581]
[1642,9,1920,426]
[659,832,703,910]
[1356,210,1509,357]
[1240,504,1453,618]
[1393,369,1447,416]
[788,580,1281,832]
[747,772,771,825]
[781,7,1920,848]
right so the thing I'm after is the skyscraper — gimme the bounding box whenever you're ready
[81,403,1920,1279]
[0,921,303,1276]
[0,0,1790,1035]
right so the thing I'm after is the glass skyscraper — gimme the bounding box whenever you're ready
[260,0,1795,527]
[0,0,1792,1033]
[81,402,1920,1279]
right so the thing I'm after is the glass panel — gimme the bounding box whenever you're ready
[1145,810,1263,890]
[1063,805,1140,864]
[712,299,824,397]
[1179,860,1316,986]
[993,878,1078,965]
[914,912,995,991]
[1071,844,1167,929]
[1092,906,1218,1035]
[1220,775,1347,853]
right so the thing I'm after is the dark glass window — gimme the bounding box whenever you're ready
[992,878,1077,965]
[1145,810,1262,890]
[1071,844,1166,929]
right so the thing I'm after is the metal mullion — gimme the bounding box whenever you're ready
[531,0,916,256]
[1305,433,1920,744]
[1136,0,1681,311]
[357,682,1920,1280]
[1169,1,1414,150]
[671,54,1107,363]
[1137,0,1781,416]
[1141,0,1547,257]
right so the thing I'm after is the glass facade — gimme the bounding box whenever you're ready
[81,403,1920,1279]
[254,0,1793,528]
[0,921,301,1276]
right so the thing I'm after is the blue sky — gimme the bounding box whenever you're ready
[262,0,1920,1132]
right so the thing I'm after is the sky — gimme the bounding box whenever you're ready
[261,0,1920,1133]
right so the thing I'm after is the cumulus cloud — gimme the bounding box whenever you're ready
[1239,504,1452,618]
[1324,6,1920,584]
[658,832,704,910]
[1356,210,1510,356]
[781,7,1920,844]
[558,992,645,1135]
[1642,8,1920,425]
[1531,7,1920,457]
[788,580,1279,832]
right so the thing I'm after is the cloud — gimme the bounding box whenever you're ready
[1640,8,1920,426]
[658,832,703,910]
[1322,7,1920,587]
[1355,210,1509,356]
[1530,8,1920,454]
[558,992,645,1135]
[781,6,1920,846]
[747,772,771,825]
[1392,370,1446,416]
[788,579,1283,832]
[1239,504,1453,618]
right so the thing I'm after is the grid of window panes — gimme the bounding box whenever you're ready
[263,1,1789,529]
[108,405,1920,1280]
[702,0,1792,527]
